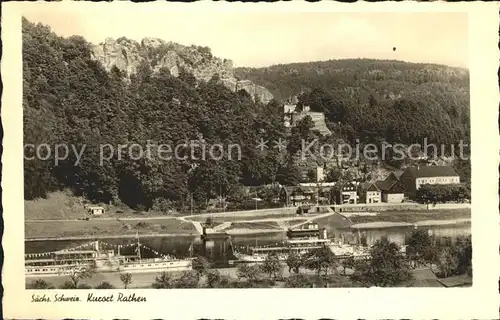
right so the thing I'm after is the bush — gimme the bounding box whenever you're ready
[416,184,470,204]
[27,279,54,289]
[95,281,115,289]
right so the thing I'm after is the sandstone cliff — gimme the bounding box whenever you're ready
[91,37,273,104]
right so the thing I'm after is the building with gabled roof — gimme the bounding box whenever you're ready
[375,179,406,203]
[331,181,358,204]
[358,182,382,204]
[399,165,460,198]
[279,186,315,207]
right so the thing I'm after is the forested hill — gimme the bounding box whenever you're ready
[235,59,470,149]
[235,59,469,102]
[23,18,287,207]
[23,18,470,211]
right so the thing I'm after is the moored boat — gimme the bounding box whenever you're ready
[233,222,370,262]
[25,235,193,277]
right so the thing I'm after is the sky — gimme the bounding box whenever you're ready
[23,9,468,68]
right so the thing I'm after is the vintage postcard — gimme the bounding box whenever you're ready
[2,1,499,319]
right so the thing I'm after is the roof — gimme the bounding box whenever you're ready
[403,166,459,179]
[393,170,404,179]
[334,181,356,190]
[358,182,380,192]
[88,206,104,210]
[375,180,394,191]
[375,180,405,193]
[319,187,333,193]
[297,186,315,194]
[280,186,296,194]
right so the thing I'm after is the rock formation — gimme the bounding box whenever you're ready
[91,37,273,104]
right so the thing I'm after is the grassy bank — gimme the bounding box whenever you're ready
[25,218,197,239]
[25,190,174,220]
[347,208,471,225]
[227,221,281,230]
[187,213,300,223]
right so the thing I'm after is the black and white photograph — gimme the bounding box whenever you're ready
[21,9,475,291]
[2,2,499,319]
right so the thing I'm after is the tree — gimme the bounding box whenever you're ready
[27,279,54,289]
[205,270,231,288]
[152,272,174,289]
[360,235,368,247]
[285,274,315,288]
[95,281,115,289]
[341,256,355,276]
[261,253,283,280]
[236,264,262,283]
[454,236,472,275]
[407,230,434,266]
[351,237,413,287]
[416,184,470,204]
[174,270,200,288]
[286,251,302,274]
[435,247,460,278]
[302,246,338,276]
[62,265,95,289]
[191,256,211,276]
[326,168,342,182]
[119,273,132,289]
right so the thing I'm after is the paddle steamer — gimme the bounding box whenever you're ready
[232,222,369,262]
[25,234,193,277]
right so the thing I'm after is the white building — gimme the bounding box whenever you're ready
[399,165,460,198]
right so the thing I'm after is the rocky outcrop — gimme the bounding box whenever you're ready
[91,37,273,104]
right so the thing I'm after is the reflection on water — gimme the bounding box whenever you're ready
[353,224,471,247]
[25,225,470,265]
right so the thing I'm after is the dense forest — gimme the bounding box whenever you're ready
[23,18,470,211]
[23,19,288,209]
[235,59,470,148]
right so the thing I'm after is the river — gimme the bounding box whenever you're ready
[25,223,471,264]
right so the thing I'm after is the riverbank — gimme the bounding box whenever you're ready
[350,218,471,229]
[25,207,470,241]
[25,217,198,240]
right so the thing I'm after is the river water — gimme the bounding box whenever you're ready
[25,223,471,265]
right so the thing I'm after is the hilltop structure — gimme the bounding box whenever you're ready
[281,96,332,136]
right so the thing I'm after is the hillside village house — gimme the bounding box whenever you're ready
[331,181,358,204]
[358,182,382,204]
[375,179,406,203]
[279,186,315,207]
[399,165,460,199]
[88,206,105,216]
